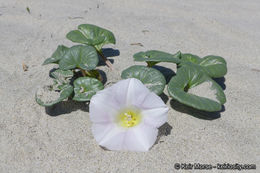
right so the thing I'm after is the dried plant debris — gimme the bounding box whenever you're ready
[26,7,30,14]
[142,30,149,33]
[68,16,84,20]
[251,68,260,72]
[130,43,144,47]
[22,62,28,71]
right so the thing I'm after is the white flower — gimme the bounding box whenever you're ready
[89,78,168,151]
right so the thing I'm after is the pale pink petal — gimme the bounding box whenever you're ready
[107,79,131,107]
[142,107,168,128]
[124,78,151,107]
[106,78,151,108]
[123,123,158,152]
[89,91,120,123]
[92,123,126,151]
[139,92,167,110]
[90,78,153,123]
[91,123,115,143]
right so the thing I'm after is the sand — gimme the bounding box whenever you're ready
[36,85,61,104]
[0,0,260,172]
[188,81,219,102]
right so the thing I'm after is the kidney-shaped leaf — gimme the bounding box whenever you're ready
[59,45,98,71]
[66,30,105,46]
[66,24,116,51]
[43,45,69,65]
[134,50,181,67]
[51,69,73,86]
[168,64,226,112]
[199,55,227,78]
[73,77,104,101]
[180,53,227,78]
[121,65,166,95]
[35,84,73,107]
[179,53,201,64]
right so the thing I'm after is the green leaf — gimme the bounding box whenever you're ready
[73,77,104,101]
[59,45,98,71]
[179,53,201,64]
[86,69,103,82]
[43,45,69,65]
[121,65,166,95]
[199,55,227,78]
[180,53,227,78]
[133,50,181,67]
[168,64,226,112]
[66,24,116,51]
[51,69,73,85]
[66,30,104,45]
[35,84,73,107]
[66,30,91,44]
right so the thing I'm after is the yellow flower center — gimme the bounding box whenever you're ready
[117,108,141,128]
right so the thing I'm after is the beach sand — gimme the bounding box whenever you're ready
[0,0,259,172]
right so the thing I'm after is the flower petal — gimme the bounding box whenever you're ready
[107,79,131,106]
[142,107,168,128]
[89,90,120,123]
[139,92,167,110]
[124,78,151,107]
[89,78,144,123]
[124,123,158,152]
[92,123,126,151]
[90,78,168,151]
[107,78,151,107]
[91,123,114,143]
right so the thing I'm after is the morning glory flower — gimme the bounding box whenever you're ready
[89,78,168,152]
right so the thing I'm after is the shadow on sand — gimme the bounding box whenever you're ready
[152,65,176,84]
[45,100,89,116]
[170,99,225,120]
[98,48,120,66]
[154,122,173,144]
[213,77,226,90]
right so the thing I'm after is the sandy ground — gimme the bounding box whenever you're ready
[0,0,260,172]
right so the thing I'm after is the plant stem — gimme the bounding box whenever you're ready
[97,50,113,70]
[80,69,86,77]
[80,68,93,77]
[147,64,152,67]
[85,70,91,76]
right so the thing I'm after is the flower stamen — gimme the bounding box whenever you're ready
[117,109,141,128]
